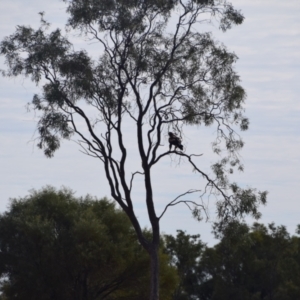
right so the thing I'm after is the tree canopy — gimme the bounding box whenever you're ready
[164,222,300,300]
[164,230,205,300]
[1,188,299,300]
[0,187,178,300]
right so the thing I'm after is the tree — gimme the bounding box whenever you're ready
[196,221,300,300]
[164,222,300,300]
[0,186,178,300]
[164,230,205,300]
[0,1,267,299]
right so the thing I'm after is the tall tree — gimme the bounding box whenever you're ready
[0,187,178,300]
[0,0,266,298]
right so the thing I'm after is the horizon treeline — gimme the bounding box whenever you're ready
[0,187,299,300]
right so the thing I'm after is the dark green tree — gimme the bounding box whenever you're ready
[164,230,205,300]
[0,1,267,298]
[196,221,300,300]
[0,187,178,300]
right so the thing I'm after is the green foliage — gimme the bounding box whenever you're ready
[166,221,300,300]
[0,187,177,300]
[164,230,205,300]
[0,0,247,164]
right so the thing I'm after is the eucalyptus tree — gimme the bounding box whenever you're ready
[0,0,267,299]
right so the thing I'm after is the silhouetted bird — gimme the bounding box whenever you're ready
[168,132,183,151]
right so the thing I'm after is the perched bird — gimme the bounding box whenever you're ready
[168,132,183,151]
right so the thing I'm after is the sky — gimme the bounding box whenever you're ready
[0,0,299,245]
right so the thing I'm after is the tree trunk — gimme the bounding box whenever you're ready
[122,204,160,300]
[149,244,159,300]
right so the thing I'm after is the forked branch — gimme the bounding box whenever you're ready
[159,189,205,219]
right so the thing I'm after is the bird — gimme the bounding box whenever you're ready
[168,132,183,151]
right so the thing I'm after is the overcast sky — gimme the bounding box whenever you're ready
[0,0,299,245]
